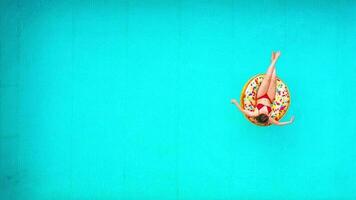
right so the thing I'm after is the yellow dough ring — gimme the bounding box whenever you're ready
[240,74,291,126]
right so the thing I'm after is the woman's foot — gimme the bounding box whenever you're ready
[274,51,281,60]
[271,52,275,62]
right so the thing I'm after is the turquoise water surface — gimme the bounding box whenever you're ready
[1,0,356,199]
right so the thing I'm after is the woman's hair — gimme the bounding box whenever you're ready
[255,114,269,124]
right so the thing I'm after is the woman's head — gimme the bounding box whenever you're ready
[255,114,269,124]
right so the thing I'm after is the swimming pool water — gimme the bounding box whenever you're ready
[1,0,356,199]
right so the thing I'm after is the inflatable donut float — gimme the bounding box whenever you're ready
[240,74,291,126]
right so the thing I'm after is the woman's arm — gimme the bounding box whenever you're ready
[269,116,295,126]
[231,99,258,117]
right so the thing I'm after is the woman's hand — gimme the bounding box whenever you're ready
[231,99,241,109]
[231,99,238,105]
[289,116,295,123]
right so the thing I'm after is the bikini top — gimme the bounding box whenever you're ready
[256,94,272,113]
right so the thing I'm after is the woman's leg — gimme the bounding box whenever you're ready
[267,68,277,101]
[257,52,278,98]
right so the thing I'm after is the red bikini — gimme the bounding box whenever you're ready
[256,94,272,113]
